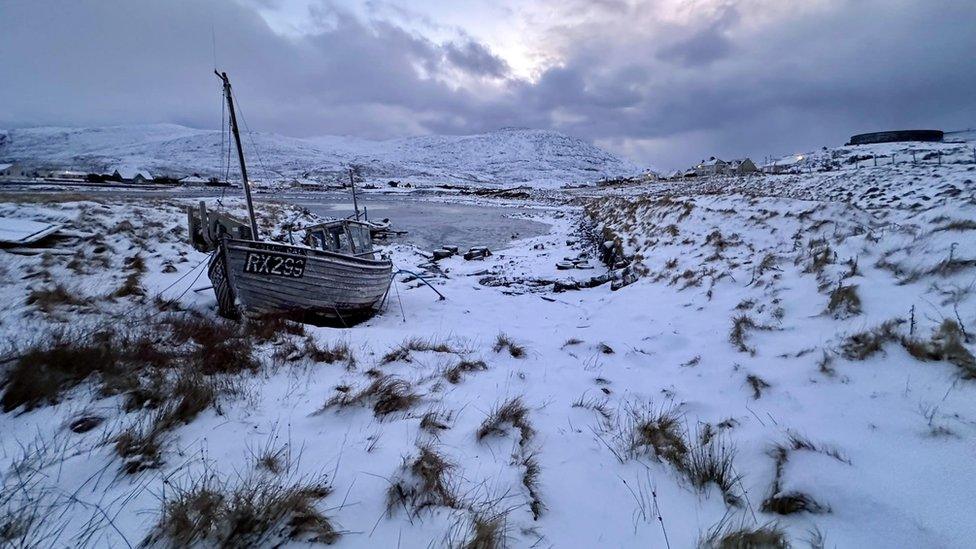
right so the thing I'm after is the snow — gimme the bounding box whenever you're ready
[0,124,644,189]
[0,216,61,244]
[0,135,975,547]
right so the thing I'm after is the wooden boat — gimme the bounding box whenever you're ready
[188,71,392,324]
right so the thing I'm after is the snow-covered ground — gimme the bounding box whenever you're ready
[0,124,643,189]
[1,142,975,548]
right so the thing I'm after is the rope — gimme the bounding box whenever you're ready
[392,268,446,300]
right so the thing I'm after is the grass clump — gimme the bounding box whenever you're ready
[617,402,740,505]
[745,374,770,400]
[626,403,688,466]
[381,337,457,364]
[1,331,120,412]
[444,359,488,384]
[323,375,419,417]
[840,319,903,360]
[519,452,545,520]
[25,283,89,313]
[760,442,830,516]
[419,407,453,435]
[729,315,772,355]
[386,444,461,517]
[143,466,338,546]
[825,284,862,318]
[476,397,533,447]
[842,319,976,378]
[700,520,789,549]
[493,333,526,358]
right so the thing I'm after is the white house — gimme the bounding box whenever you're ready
[763,154,806,174]
[114,168,154,183]
[0,162,28,179]
[695,157,728,176]
[180,174,211,186]
[728,158,759,175]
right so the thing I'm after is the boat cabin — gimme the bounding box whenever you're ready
[303,220,376,258]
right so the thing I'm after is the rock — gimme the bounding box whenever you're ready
[464,247,492,260]
[556,261,575,270]
[554,279,580,292]
[162,264,177,273]
[432,249,454,260]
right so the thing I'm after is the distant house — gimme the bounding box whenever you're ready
[637,170,659,183]
[49,170,88,181]
[0,162,28,179]
[728,158,759,175]
[180,174,211,186]
[114,168,154,183]
[695,157,728,176]
[682,168,698,178]
[763,154,805,174]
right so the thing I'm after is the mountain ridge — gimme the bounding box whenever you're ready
[0,124,646,188]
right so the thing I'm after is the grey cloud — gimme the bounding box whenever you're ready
[1,0,975,169]
[444,40,510,78]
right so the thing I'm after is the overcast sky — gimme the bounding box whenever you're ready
[2,0,974,169]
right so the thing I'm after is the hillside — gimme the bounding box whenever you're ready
[0,124,643,188]
[0,137,975,547]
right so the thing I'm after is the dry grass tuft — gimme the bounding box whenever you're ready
[626,403,688,466]
[842,319,976,378]
[561,338,584,348]
[25,283,89,313]
[615,402,740,504]
[571,395,614,421]
[493,333,526,358]
[386,444,461,517]
[476,397,533,447]
[1,331,120,412]
[840,319,903,360]
[246,314,307,342]
[460,513,507,549]
[700,520,789,549]
[745,374,770,400]
[901,320,976,378]
[444,359,488,384]
[419,408,454,435]
[143,466,338,546]
[323,375,420,417]
[687,435,741,506]
[729,315,772,355]
[519,452,545,520]
[817,350,836,377]
[381,337,457,364]
[934,219,976,232]
[825,284,862,318]
[761,442,830,516]
[302,338,355,368]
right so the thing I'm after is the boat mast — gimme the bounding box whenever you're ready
[215,70,260,240]
[348,168,361,221]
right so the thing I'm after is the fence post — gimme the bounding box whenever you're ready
[938,151,941,165]
[912,151,916,163]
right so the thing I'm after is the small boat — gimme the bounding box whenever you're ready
[188,71,392,324]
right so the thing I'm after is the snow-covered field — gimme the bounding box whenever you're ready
[0,124,643,189]
[1,143,975,548]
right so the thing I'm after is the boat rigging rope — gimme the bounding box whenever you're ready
[391,268,447,301]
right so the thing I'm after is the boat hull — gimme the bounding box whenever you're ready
[209,238,392,323]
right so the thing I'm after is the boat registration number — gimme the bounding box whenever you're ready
[244,252,306,278]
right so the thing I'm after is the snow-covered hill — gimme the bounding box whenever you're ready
[0,124,643,188]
